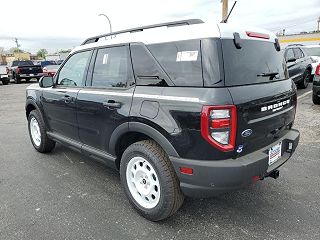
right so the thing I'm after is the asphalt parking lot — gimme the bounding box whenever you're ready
[0,81,319,240]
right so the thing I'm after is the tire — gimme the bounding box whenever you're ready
[120,140,184,221]
[297,69,310,89]
[28,110,55,153]
[313,93,320,105]
[1,78,9,85]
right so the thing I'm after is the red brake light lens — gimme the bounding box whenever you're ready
[201,105,237,152]
[246,31,270,40]
[179,167,193,175]
[316,64,320,76]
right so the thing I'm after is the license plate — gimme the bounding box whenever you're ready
[269,142,282,165]
[29,74,34,76]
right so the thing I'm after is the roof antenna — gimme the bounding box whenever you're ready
[221,1,237,23]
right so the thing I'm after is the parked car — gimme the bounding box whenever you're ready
[0,74,9,85]
[25,19,300,221]
[301,45,320,80]
[42,64,59,77]
[312,63,320,104]
[284,44,313,89]
[6,60,43,84]
[39,60,57,68]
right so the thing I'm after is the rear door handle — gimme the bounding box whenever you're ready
[102,100,121,109]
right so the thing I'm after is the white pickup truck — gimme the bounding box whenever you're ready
[0,66,9,85]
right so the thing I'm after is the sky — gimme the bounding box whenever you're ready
[0,0,319,54]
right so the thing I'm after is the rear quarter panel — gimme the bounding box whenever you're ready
[130,86,235,160]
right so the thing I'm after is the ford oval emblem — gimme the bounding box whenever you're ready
[241,129,253,138]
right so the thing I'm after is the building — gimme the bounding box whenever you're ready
[0,52,31,65]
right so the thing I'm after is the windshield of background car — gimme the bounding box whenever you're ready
[13,61,34,67]
[303,47,320,57]
[221,39,288,86]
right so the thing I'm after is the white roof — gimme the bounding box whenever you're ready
[72,22,277,54]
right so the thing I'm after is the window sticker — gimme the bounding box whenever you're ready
[102,54,109,64]
[176,51,198,62]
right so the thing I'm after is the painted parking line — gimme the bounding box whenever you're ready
[297,90,312,100]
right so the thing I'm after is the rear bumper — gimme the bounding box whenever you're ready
[313,79,320,96]
[17,73,43,79]
[170,129,300,198]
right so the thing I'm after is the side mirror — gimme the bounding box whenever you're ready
[286,57,296,63]
[39,76,54,88]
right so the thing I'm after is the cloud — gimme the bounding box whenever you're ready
[0,0,319,53]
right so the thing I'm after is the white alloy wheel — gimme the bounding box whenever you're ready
[126,156,161,209]
[30,117,41,147]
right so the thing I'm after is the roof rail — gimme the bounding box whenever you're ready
[286,43,305,47]
[81,19,204,45]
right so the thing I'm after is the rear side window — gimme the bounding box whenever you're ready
[91,46,132,88]
[222,39,288,86]
[293,48,304,59]
[147,40,202,87]
[285,49,294,61]
[130,44,171,86]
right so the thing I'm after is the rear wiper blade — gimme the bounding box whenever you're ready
[257,72,279,80]
[257,72,279,77]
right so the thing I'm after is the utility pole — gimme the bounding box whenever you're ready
[317,17,320,32]
[221,0,228,22]
[14,38,20,50]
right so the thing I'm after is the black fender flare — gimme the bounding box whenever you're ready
[25,98,41,118]
[109,122,179,157]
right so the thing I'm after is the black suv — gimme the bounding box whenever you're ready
[25,19,300,221]
[284,44,313,89]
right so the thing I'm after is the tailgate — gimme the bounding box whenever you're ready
[228,79,297,157]
[19,65,42,74]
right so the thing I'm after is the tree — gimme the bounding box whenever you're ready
[37,49,48,60]
[9,47,23,53]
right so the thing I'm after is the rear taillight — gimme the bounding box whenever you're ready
[16,67,20,74]
[201,105,237,152]
[315,64,320,76]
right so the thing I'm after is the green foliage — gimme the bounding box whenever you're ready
[37,49,48,59]
[9,47,23,53]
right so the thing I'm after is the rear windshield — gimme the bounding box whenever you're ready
[12,61,34,67]
[221,39,288,86]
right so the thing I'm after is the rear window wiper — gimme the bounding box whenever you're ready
[257,72,279,80]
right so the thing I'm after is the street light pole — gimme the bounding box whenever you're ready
[98,14,113,38]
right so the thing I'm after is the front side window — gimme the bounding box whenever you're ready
[57,50,92,87]
[91,46,131,88]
